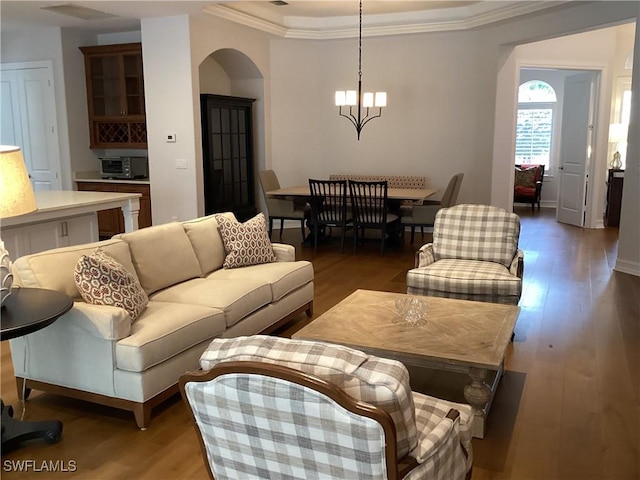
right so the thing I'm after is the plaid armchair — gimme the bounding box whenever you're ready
[406,204,523,305]
[181,336,473,480]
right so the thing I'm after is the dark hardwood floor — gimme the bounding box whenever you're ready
[1,207,638,479]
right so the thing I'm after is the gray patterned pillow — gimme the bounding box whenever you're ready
[74,248,148,321]
[216,213,277,269]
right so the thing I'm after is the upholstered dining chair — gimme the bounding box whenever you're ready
[258,169,308,241]
[349,180,402,254]
[308,178,353,252]
[406,204,523,305]
[401,173,464,244]
[513,164,544,211]
[180,335,473,480]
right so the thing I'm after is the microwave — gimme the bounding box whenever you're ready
[100,156,148,179]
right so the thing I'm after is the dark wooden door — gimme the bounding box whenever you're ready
[201,94,256,221]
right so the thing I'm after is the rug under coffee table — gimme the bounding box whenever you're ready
[292,289,520,438]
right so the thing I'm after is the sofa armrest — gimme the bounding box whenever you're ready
[510,249,525,278]
[271,243,295,262]
[415,244,436,268]
[60,302,132,340]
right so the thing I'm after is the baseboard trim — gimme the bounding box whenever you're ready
[614,259,640,277]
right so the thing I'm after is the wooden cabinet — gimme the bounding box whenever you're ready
[76,182,152,238]
[605,169,624,227]
[201,94,256,221]
[80,43,147,148]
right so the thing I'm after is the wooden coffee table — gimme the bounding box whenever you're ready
[292,289,520,438]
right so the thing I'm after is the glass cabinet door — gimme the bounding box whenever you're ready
[89,55,122,117]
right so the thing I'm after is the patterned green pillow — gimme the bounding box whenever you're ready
[514,167,537,188]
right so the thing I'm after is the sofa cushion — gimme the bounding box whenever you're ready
[182,214,234,276]
[74,249,148,321]
[208,261,313,302]
[407,258,522,297]
[117,222,202,295]
[216,213,277,269]
[115,300,226,372]
[200,335,418,459]
[150,278,272,328]
[12,239,137,300]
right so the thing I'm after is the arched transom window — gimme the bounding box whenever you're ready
[515,80,557,168]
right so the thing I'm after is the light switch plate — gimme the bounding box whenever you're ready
[176,159,187,169]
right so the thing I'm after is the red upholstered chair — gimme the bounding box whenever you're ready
[514,164,545,211]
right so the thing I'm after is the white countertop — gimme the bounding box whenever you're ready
[1,190,142,228]
[74,171,150,184]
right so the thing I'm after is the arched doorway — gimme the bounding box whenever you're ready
[198,49,266,220]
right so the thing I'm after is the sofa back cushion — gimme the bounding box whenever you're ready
[116,222,202,295]
[12,239,136,299]
[182,213,234,276]
[200,335,418,459]
[433,203,520,267]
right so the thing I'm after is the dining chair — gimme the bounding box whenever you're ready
[308,179,353,252]
[258,169,308,241]
[348,180,401,254]
[401,173,464,244]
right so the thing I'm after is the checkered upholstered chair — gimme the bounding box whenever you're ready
[180,336,473,480]
[406,204,523,305]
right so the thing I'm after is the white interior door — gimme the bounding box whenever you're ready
[556,71,597,227]
[0,62,62,191]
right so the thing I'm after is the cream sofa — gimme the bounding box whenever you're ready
[10,214,314,429]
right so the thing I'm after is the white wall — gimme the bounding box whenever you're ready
[141,15,198,224]
[0,27,73,189]
[615,22,640,276]
[270,29,493,205]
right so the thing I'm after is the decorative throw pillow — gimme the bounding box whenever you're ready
[514,167,537,188]
[215,213,277,269]
[74,248,148,321]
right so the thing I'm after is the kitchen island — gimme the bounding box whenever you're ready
[1,190,141,259]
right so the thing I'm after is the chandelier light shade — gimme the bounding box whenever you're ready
[335,0,386,140]
[0,145,37,306]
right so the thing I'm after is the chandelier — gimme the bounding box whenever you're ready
[334,0,387,140]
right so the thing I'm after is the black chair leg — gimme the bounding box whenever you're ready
[300,220,306,241]
[268,218,274,239]
[279,219,284,239]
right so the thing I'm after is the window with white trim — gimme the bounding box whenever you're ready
[515,81,557,169]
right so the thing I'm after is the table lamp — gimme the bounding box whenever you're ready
[0,146,37,306]
[608,123,628,170]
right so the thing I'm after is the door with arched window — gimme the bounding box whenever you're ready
[515,80,557,169]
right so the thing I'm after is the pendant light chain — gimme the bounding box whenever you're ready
[358,0,362,83]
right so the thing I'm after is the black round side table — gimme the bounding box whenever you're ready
[1,287,73,452]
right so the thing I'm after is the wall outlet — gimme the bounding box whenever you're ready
[171,216,178,222]
[176,159,187,169]
[166,133,176,143]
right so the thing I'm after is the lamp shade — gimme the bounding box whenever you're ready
[608,123,628,144]
[0,146,37,218]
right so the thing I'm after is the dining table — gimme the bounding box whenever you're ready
[266,184,438,248]
[266,185,437,202]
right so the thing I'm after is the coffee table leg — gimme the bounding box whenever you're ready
[463,367,491,439]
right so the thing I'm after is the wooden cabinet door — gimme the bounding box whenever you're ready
[80,43,147,148]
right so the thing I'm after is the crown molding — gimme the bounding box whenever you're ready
[204,2,570,39]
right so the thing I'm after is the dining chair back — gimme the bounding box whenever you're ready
[308,179,352,251]
[401,173,464,243]
[258,169,307,241]
[349,180,401,254]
